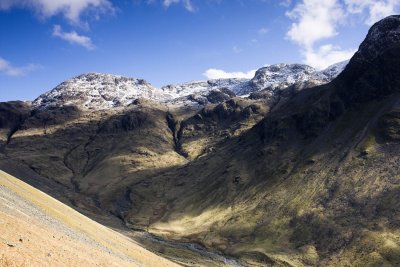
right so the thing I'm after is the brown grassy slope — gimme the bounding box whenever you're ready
[0,95,269,219]
[0,170,179,267]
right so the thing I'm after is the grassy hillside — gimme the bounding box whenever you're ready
[0,170,178,267]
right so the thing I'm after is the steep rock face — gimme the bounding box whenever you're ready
[336,15,400,106]
[356,15,400,62]
[0,101,31,147]
[178,98,268,159]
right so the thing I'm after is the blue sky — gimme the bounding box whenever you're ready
[0,0,399,101]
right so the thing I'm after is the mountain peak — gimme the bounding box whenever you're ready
[356,15,400,62]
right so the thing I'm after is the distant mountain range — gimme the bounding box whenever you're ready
[33,61,348,110]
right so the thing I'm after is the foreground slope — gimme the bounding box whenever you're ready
[0,170,178,267]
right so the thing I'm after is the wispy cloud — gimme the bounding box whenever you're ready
[232,45,242,54]
[0,0,113,24]
[203,68,256,79]
[258,27,269,35]
[52,25,95,50]
[0,57,41,76]
[280,0,291,7]
[162,0,195,12]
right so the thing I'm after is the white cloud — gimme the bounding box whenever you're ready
[0,0,113,23]
[344,0,400,25]
[286,0,352,69]
[203,69,256,79]
[162,0,195,12]
[286,0,344,49]
[52,25,95,50]
[285,0,400,69]
[0,57,41,76]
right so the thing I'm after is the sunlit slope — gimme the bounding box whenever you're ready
[0,170,179,267]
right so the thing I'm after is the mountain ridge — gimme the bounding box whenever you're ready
[32,61,348,111]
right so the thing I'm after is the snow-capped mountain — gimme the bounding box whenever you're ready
[244,61,348,95]
[161,79,248,98]
[160,79,248,106]
[33,73,170,110]
[320,60,349,79]
[33,61,348,110]
[161,61,348,102]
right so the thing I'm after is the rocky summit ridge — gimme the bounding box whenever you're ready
[356,15,400,62]
[32,73,168,110]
